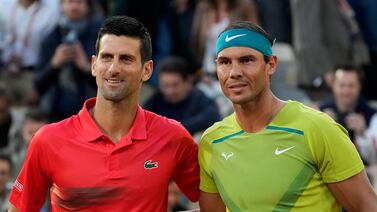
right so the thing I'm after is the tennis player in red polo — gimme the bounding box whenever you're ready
[8,16,199,211]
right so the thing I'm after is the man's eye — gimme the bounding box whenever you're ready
[101,55,112,60]
[240,58,253,63]
[218,60,230,65]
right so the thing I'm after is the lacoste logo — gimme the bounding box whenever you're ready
[275,146,295,155]
[222,152,234,160]
[225,34,247,42]
[144,160,158,169]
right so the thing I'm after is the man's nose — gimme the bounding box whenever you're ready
[229,63,242,78]
[108,60,121,75]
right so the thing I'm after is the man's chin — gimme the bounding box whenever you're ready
[103,93,126,103]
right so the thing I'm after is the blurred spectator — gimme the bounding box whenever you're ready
[319,65,376,161]
[348,0,377,99]
[144,56,220,136]
[358,113,377,165]
[0,154,12,211]
[10,107,49,211]
[0,0,58,105]
[0,88,23,156]
[153,0,199,85]
[34,0,102,122]
[255,0,292,44]
[12,107,48,176]
[168,181,188,212]
[291,0,369,88]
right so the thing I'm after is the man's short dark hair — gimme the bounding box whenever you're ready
[222,21,274,63]
[95,16,152,63]
[158,56,191,80]
[334,64,365,85]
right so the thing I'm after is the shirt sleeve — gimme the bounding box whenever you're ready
[9,129,51,211]
[307,114,364,183]
[172,126,200,202]
[198,134,218,193]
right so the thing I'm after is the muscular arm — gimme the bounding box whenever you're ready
[327,170,377,212]
[8,204,19,212]
[199,191,226,212]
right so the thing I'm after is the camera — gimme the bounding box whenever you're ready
[62,30,78,45]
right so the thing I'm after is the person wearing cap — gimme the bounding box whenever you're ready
[198,21,377,211]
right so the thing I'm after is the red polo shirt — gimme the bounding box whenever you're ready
[9,98,199,211]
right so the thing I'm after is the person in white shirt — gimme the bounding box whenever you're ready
[0,0,58,105]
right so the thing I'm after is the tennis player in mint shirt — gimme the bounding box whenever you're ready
[198,21,377,212]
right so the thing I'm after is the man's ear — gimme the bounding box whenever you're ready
[142,60,153,82]
[267,55,278,76]
[91,55,97,77]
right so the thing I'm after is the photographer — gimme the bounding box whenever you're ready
[319,65,376,164]
[34,0,103,122]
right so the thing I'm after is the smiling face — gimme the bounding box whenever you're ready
[216,46,276,105]
[91,34,153,103]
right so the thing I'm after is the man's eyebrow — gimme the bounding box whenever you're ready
[216,56,230,61]
[119,54,136,61]
[239,55,257,60]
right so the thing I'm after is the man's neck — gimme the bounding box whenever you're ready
[234,92,285,133]
[91,97,139,144]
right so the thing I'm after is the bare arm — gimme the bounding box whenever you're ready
[327,170,377,212]
[8,203,19,212]
[199,191,226,212]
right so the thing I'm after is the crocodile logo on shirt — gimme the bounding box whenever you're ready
[144,160,159,169]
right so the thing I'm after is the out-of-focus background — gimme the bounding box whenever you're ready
[0,0,377,211]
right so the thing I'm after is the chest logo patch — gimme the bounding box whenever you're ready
[144,160,159,169]
[275,146,295,155]
[222,152,234,160]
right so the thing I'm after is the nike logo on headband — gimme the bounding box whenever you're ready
[225,34,247,42]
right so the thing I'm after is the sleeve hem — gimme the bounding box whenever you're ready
[200,185,219,193]
[322,163,364,183]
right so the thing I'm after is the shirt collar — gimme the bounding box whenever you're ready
[77,98,147,142]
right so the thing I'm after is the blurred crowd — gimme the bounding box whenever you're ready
[0,0,377,211]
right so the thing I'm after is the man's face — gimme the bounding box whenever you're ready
[92,34,152,103]
[22,119,47,145]
[216,47,276,105]
[0,160,11,193]
[159,72,191,104]
[61,0,89,22]
[333,70,361,110]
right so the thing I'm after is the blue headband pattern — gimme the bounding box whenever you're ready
[216,28,273,56]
